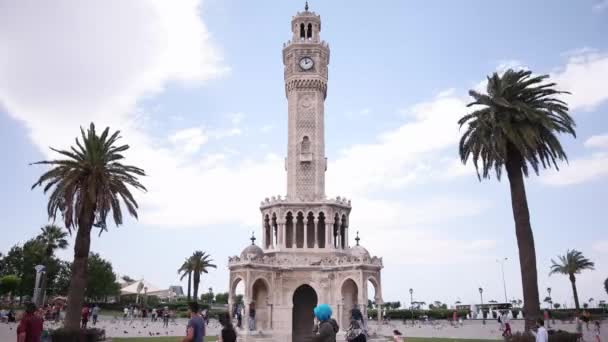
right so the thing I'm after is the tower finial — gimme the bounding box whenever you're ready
[355,231,360,246]
[250,231,256,245]
[305,1,309,11]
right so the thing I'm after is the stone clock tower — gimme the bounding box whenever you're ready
[228,4,384,341]
[283,3,330,201]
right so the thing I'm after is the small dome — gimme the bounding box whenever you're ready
[350,245,370,259]
[240,244,264,259]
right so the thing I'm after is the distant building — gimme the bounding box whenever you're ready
[168,285,184,297]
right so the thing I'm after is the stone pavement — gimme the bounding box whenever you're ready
[1,316,605,341]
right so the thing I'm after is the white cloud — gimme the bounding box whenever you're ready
[0,0,227,153]
[541,152,608,186]
[552,50,608,111]
[592,240,608,253]
[585,134,608,149]
[168,127,208,154]
[329,94,468,196]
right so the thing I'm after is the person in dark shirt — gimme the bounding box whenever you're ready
[248,303,256,331]
[183,302,205,342]
[218,312,237,342]
[17,302,43,342]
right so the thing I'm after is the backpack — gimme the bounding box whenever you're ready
[346,320,364,341]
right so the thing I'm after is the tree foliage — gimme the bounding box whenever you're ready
[549,249,595,309]
[85,253,120,301]
[215,292,229,304]
[0,275,21,296]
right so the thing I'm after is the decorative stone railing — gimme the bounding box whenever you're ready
[260,195,351,207]
[283,39,329,49]
[228,254,382,268]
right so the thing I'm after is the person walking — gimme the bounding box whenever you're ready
[312,304,339,342]
[91,305,100,326]
[532,318,549,342]
[17,303,43,342]
[502,311,512,338]
[392,330,403,342]
[236,305,242,329]
[182,302,205,342]
[217,312,237,342]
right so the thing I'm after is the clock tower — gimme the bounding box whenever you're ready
[282,3,330,201]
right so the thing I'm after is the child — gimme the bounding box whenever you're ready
[595,321,601,342]
[393,329,404,342]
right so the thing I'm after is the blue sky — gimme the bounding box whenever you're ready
[1,0,608,307]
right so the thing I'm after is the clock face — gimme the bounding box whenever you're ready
[299,56,314,70]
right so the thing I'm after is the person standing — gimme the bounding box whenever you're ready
[218,312,237,342]
[17,303,43,342]
[532,318,549,342]
[163,307,170,328]
[502,311,512,338]
[236,305,242,329]
[182,302,205,342]
[248,303,256,332]
[91,305,100,326]
[312,304,339,342]
[81,305,90,329]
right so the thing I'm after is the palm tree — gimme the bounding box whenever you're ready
[549,249,595,309]
[190,251,216,302]
[458,69,575,330]
[178,258,194,301]
[604,278,608,295]
[31,123,146,330]
[36,224,69,303]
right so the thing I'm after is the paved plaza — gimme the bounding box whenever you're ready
[0,315,606,341]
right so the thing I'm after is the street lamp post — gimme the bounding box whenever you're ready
[409,288,414,324]
[479,287,485,325]
[496,258,508,303]
[547,287,552,309]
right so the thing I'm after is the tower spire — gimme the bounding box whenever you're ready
[305,1,309,11]
[250,231,256,245]
[355,231,360,246]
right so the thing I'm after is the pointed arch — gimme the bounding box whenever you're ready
[285,212,294,248]
[307,23,312,39]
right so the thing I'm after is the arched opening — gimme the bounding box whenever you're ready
[301,136,310,153]
[317,212,326,248]
[306,212,315,248]
[231,278,245,329]
[286,212,294,248]
[296,212,305,248]
[341,279,359,328]
[272,213,278,247]
[264,215,271,249]
[252,278,270,330]
[299,23,305,39]
[333,213,340,248]
[307,23,312,39]
[367,277,380,321]
[340,214,347,249]
[292,284,317,342]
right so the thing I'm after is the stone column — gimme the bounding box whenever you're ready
[345,227,349,248]
[324,221,330,249]
[313,218,319,248]
[292,224,296,249]
[278,221,285,249]
[303,221,308,249]
[377,303,382,322]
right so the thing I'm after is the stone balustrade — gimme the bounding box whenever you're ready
[228,253,383,268]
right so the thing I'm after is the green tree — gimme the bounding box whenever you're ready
[0,275,21,303]
[201,292,214,304]
[36,224,69,303]
[604,278,607,295]
[549,249,595,310]
[178,258,193,301]
[49,260,72,296]
[215,292,229,305]
[553,303,561,309]
[31,123,146,330]
[85,253,120,302]
[190,251,216,302]
[458,69,575,330]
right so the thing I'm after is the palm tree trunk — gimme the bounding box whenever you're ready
[506,145,541,331]
[570,274,580,309]
[187,272,191,301]
[193,273,199,303]
[64,207,94,330]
